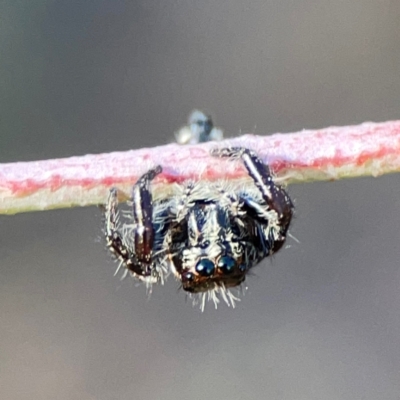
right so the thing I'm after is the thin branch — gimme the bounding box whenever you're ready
[1,120,400,215]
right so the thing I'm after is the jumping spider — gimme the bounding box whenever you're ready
[104,147,293,309]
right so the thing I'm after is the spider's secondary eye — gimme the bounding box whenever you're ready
[199,240,210,249]
[218,256,236,274]
[195,259,215,276]
[239,264,247,272]
[182,271,195,282]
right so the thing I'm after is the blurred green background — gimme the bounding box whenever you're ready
[1,1,400,399]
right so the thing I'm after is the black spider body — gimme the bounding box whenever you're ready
[105,147,293,308]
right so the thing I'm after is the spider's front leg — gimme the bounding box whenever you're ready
[212,147,293,252]
[212,147,293,224]
[105,166,162,280]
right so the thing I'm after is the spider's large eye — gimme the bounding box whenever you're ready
[218,256,236,274]
[195,259,215,276]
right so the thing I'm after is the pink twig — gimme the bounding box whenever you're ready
[1,120,400,215]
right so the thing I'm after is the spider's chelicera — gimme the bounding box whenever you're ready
[104,147,293,309]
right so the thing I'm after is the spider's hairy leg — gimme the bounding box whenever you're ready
[131,165,162,269]
[164,181,195,250]
[211,147,293,227]
[105,188,146,277]
[105,165,162,279]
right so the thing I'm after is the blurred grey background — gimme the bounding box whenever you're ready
[1,1,400,399]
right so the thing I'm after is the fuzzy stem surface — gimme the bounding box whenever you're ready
[1,120,400,215]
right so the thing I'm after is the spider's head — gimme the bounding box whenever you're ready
[171,203,249,293]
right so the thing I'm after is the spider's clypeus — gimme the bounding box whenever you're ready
[104,147,293,309]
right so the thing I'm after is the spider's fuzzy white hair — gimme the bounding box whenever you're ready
[187,282,247,311]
